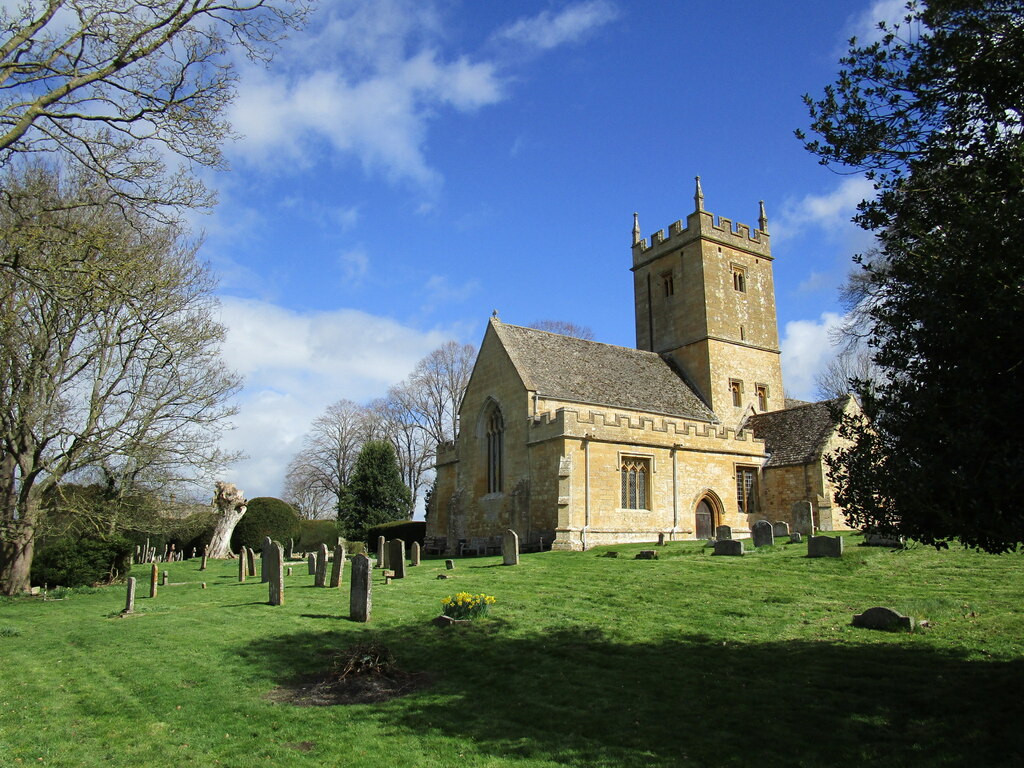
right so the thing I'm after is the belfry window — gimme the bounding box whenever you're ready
[732,265,747,292]
[756,384,769,411]
[486,406,504,493]
[662,271,674,297]
[620,457,650,510]
[730,379,743,408]
[736,466,758,514]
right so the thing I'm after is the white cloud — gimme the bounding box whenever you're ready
[496,1,619,50]
[338,247,369,284]
[780,312,844,401]
[773,176,875,242]
[843,0,917,45]
[215,296,454,497]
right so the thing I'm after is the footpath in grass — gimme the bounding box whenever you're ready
[0,533,1022,767]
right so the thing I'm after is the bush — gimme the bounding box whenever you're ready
[366,520,425,552]
[296,519,339,552]
[30,535,133,588]
[230,497,302,552]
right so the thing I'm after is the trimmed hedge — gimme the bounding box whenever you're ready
[366,520,425,552]
[230,497,302,552]
[296,519,339,552]
[31,535,133,588]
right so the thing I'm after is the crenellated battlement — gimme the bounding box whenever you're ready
[633,208,771,268]
[529,407,765,455]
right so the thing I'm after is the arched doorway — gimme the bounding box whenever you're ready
[695,498,716,540]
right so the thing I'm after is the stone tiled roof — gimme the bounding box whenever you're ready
[491,320,717,422]
[745,396,852,468]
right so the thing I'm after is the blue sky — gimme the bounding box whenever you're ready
[200,0,900,499]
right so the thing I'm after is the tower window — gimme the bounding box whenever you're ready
[736,466,758,514]
[732,266,746,292]
[620,457,650,510]
[729,379,743,407]
[486,405,504,493]
[756,384,769,411]
[661,271,674,297]
[740,325,746,341]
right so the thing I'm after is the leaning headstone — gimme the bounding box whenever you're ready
[752,520,775,548]
[376,536,386,569]
[635,550,658,560]
[772,521,790,538]
[852,606,914,632]
[314,543,329,587]
[807,535,844,558]
[502,529,520,566]
[150,563,159,597]
[246,547,257,577]
[715,525,732,540]
[123,577,136,614]
[792,500,814,536]
[445,559,455,570]
[307,553,316,575]
[261,536,272,583]
[160,570,168,586]
[268,541,285,606]
[713,539,744,556]
[789,532,803,544]
[349,554,372,622]
[657,532,666,546]
[329,543,346,588]
[410,541,421,566]
[388,539,406,579]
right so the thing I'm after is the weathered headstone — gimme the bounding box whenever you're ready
[160,570,168,586]
[410,541,421,566]
[852,606,914,632]
[376,536,386,569]
[200,546,208,571]
[123,577,136,614]
[201,582,207,589]
[635,550,658,560]
[268,541,285,606]
[713,539,744,556]
[792,500,814,536]
[502,529,520,566]
[349,554,372,622]
[314,543,329,587]
[246,547,257,577]
[307,553,316,575]
[383,569,395,585]
[150,563,159,597]
[715,525,732,540]
[238,550,246,582]
[657,532,666,546]
[445,559,455,570]
[790,532,803,543]
[772,521,790,537]
[329,543,346,588]
[388,539,406,579]
[382,538,391,569]
[863,529,906,547]
[807,535,843,558]
[285,538,294,560]
[261,536,272,583]
[752,520,775,548]
[286,566,293,576]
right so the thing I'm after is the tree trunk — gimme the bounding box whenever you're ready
[0,519,34,595]
[206,503,247,558]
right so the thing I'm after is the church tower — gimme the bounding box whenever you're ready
[631,178,784,423]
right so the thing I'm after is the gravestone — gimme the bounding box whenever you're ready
[445,559,455,570]
[388,539,406,579]
[713,539,744,556]
[329,543,346,588]
[863,530,906,547]
[238,551,246,582]
[285,538,294,560]
[752,520,775,548]
[314,543,329,587]
[307,553,316,575]
[715,525,732,540]
[150,563,159,597]
[160,570,168,586]
[123,577,136,614]
[502,529,520,566]
[261,536,272,583]
[247,547,257,577]
[635,550,658,560]
[410,541,421,566]
[200,547,208,571]
[377,536,386,569]
[772,521,790,537]
[201,582,207,589]
[790,532,803,544]
[792,500,814,536]
[286,566,293,576]
[349,554,372,622]
[807,535,843,558]
[852,606,914,632]
[657,532,666,546]
[267,541,284,606]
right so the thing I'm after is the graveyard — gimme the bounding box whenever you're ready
[0,534,1022,767]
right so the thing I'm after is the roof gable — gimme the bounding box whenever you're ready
[745,395,852,467]
[489,319,716,421]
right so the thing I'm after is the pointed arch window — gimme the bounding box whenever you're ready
[620,457,650,510]
[486,405,504,493]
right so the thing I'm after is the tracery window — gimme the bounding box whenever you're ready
[620,457,650,510]
[486,406,504,493]
[732,265,747,292]
[736,466,758,514]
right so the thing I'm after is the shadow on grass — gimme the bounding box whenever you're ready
[240,624,1023,767]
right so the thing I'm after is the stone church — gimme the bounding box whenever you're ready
[426,179,857,553]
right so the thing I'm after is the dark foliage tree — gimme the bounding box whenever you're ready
[230,497,301,552]
[800,0,1024,552]
[337,440,411,542]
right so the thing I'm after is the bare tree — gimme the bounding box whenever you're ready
[0,164,240,594]
[402,341,476,446]
[370,388,434,515]
[527,319,595,340]
[281,454,334,519]
[0,0,310,216]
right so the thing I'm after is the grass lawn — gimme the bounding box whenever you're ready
[1,533,1022,767]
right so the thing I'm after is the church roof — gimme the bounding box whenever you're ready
[490,320,717,422]
[745,395,852,468]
